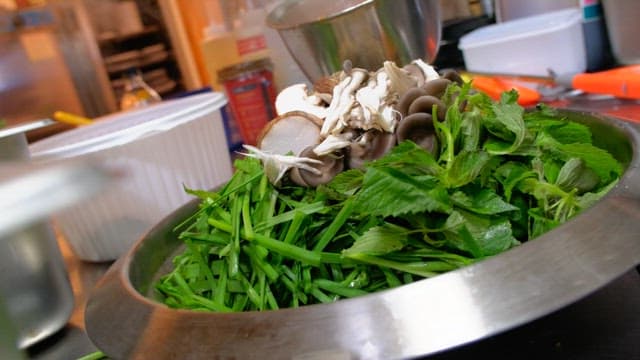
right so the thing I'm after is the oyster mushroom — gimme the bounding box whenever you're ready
[421,78,452,99]
[290,146,345,187]
[254,58,451,186]
[402,63,427,87]
[257,111,322,157]
[441,69,464,85]
[314,132,355,156]
[408,95,447,121]
[313,72,342,95]
[354,69,398,133]
[396,87,428,117]
[347,130,397,169]
[321,68,369,136]
[396,113,438,153]
[411,59,441,83]
[401,59,440,87]
[242,145,323,185]
[274,83,329,119]
[313,60,355,97]
[383,60,418,97]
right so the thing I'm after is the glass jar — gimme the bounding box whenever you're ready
[218,58,276,146]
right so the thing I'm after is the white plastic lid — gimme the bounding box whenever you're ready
[459,8,582,50]
[30,92,227,159]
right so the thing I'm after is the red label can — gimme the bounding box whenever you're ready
[218,59,276,146]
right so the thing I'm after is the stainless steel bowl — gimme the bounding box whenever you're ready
[266,0,442,82]
[85,110,640,359]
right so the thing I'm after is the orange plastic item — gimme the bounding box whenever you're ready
[570,65,640,99]
[469,75,541,106]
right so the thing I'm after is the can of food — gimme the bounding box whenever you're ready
[218,58,277,146]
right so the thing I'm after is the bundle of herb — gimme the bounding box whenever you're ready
[155,83,622,311]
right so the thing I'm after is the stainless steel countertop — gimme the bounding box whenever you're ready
[25,96,640,359]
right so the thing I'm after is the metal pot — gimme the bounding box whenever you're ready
[266,0,442,82]
[0,122,113,351]
[85,110,640,359]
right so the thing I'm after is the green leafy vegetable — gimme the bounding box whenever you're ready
[155,81,623,312]
[342,223,409,256]
[353,166,451,216]
[482,90,526,154]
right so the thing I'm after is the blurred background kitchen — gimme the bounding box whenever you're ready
[2,0,636,145]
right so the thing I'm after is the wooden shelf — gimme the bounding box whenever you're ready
[97,25,160,44]
[106,51,171,75]
[90,0,184,102]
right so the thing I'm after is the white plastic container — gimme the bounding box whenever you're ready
[459,8,586,77]
[30,93,234,261]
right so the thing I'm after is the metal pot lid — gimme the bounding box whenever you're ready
[0,118,55,139]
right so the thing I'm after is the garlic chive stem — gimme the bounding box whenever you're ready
[207,218,322,266]
[242,191,254,239]
[313,198,356,252]
[283,211,306,244]
[314,279,368,298]
[252,233,322,267]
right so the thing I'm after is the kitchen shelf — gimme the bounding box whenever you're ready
[105,51,171,75]
[96,25,160,44]
[87,0,184,104]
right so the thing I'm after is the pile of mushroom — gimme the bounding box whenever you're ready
[247,59,462,186]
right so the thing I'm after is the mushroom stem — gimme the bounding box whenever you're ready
[241,145,323,185]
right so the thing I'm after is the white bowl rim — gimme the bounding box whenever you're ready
[29,92,227,159]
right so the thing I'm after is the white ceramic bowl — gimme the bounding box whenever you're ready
[30,92,233,261]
